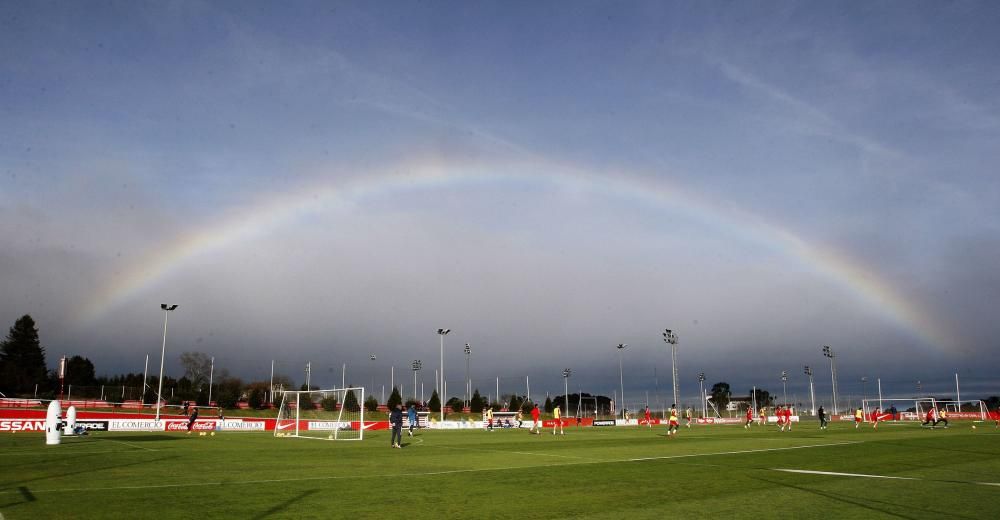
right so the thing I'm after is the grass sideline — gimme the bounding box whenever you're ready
[2,422,998,519]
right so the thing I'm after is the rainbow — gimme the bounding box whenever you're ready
[76,157,950,348]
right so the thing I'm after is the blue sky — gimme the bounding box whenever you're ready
[2,1,999,407]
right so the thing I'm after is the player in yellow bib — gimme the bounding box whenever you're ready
[667,405,679,437]
[552,405,564,435]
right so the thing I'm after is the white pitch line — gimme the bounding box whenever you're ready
[0,440,859,495]
[435,444,589,460]
[773,469,918,481]
[772,468,1000,487]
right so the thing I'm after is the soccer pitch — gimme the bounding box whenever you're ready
[2,422,999,519]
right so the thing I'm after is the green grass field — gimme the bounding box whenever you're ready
[2,421,998,519]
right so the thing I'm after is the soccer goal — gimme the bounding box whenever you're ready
[274,387,365,441]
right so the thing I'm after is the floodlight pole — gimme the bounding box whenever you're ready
[804,366,816,416]
[616,344,627,419]
[412,360,421,401]
[370,354,376,403]
[823,345,838,414]
[208,356,214,405]
[663,329,679,407]
[269,360,275,404]
[437,328,450,422]
[141,354,149,407]
[563,369,571,418]
[155,304,178,422]
[861,376,869,410]
[698,372,706,418]
[781,371,788,407]
[464,343,471,409]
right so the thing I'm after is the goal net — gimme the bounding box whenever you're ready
[864,398,989,422]
[274,388,365,441]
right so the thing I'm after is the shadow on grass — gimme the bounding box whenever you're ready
[750,475,979,520]
[0,454,179,490]
[0,486,37,510]
[253,488,318,519]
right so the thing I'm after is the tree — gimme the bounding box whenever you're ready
[520,399,534,413]
[428,389,441,413]
[544,396,553,413]
[364,395,379,412]
[248,388,265,409]
[751,388,773,408]
[215,374,244,409]
[321,395,338,411]
[387,386,403,410]
[0,315,47,395]
[63,355,97,387]
[710,382,731,412]
[469,389,486,413]
[446,397,464,413]
[342,388,360,412]
[179,352,212,390]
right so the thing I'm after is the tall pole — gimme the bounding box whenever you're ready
[805,366,815,416]
[698,372,706,417]
[341,363,346,389]
[781,371,788,407]
[412,360,421,401]
[496,376,500,407]
[861,376,868,411]
[305,362,311,391]
[955,373,961,406]
[464,343,471,409]
[370,354,376,402]
[269,360,275,404]
[437,328,450,422]
[208,356,214,405]
[663,329,679,407]
[823,345,838,415]
[563,369,571,418]
[156,304,178,421]
[142,354,149,406]
[877,377,883,412]
[617,343,627,419]
[526,375,530,405]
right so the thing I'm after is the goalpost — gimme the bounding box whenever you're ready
[274,387,365,441]
[862,398,989,422]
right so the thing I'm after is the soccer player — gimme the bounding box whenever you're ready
[644,406,652,428]
[744,406,754,429]
[776,405,785,431]
[186,406,198,434]
[758,406,767,427]
[818,406,827,429]
[871,407,881,430]
[685,407,693,428]
[516,410,524,428]
[552,405,564,435]
[389,404,403,448]
[407,404,417,436]
[936,408,949,428]
[667,405,679,437]
[854,407,863,429]
[530,404,541,434]
[922,407,936,428]
[486,406,494,431]
[785,406,793,431]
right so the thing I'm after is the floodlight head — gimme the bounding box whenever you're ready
[160,304,178,311]
[464,343,471,354]
[437,328,451,335]
[370,354,377,360]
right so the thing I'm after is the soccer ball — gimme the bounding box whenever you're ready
[972,425,977,430]
[210,432,215,436]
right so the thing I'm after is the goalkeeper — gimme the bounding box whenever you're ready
[407,404,418,436]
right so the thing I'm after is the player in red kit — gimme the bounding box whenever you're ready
[644,406,652,428]
[744,407,753,429]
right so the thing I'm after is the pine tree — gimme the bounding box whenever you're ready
[428,389,441,413]
[0,315,47,395]
[342,388,360,412]
[469,388,485,413]
[387,386,403,410]
[544,396,553,413]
